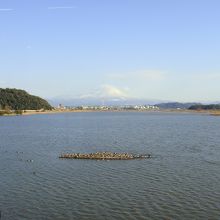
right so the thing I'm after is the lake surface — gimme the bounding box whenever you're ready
[0,112,220,219]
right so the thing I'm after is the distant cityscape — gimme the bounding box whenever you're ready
[57,103,159,111]
[56,102,220,111]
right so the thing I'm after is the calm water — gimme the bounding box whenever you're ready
[0,112,220,220]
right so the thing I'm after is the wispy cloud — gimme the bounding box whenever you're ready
[48,6,76,10]
[191,73,220,81]
[135,70,165,80]
[0,8,14,11]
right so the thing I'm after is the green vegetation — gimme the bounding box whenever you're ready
[155,102,200,109]
[14,110,23,115]
[0,111,5,116]
[0,88,52,111]
[189,104,220,110]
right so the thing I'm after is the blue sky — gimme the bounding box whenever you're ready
[0,0,220,102]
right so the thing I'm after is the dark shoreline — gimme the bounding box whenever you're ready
[1,109,219,117]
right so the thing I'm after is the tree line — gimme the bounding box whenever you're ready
[189,104,220,110]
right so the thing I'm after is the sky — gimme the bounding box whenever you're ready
[0,0,220,102]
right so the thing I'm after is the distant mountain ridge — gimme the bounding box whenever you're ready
[48,97,165,107]
[0,88,52,110]
[48,98,209,108]
[154,102,200,109]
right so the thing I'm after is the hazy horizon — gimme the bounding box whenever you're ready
[1,0,220,102]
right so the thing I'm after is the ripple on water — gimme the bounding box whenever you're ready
[0,112,220,219]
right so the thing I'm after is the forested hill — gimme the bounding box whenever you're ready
[0,88,52,110]
[155,102,200,109]
[189,104,220,110]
